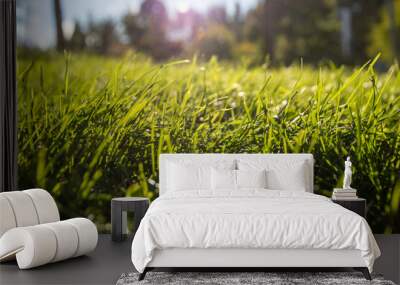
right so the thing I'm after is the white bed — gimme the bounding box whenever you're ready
[131,154,380,280]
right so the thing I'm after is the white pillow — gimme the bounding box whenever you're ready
[211,168,236,190]
[236,169,267,189]
[265,162,307,191]
[238,159,308,191]
[167,163,211,191]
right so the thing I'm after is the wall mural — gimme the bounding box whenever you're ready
[17,0,400,233]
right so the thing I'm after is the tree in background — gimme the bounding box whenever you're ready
[276,0,341,64]
[188,6,235,60]
[68,21,86,51]
[231,2,262,65]
[242,0,282,63]
[53,0,65,51]
[16,0,397,65]
[139,0,174,59]
[232,2,243,41]
[349,0,382,64]
[123,0,181,60]
[241,0,391,65]
[191,23,235,60]
[98,20,118,55]
[368,0,400,64]
[207,5,228,25]
[85,18,120,55]
[243,0,341,65]
[123,13,145,48]
[386,0,400,60]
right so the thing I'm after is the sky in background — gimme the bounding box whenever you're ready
[17,0,260,49]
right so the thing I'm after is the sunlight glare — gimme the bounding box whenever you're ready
[176,1,190,13]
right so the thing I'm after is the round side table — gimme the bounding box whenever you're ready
[111,197,149,242]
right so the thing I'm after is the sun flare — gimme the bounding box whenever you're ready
[176,1,190,13]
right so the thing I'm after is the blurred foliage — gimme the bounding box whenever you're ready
[233,41,264,66]
[121,0,181,60]
[17,51,400,233]
[244,0,341,64]
[17,0,399,66]
[190,23,235,60]
[368,0,400,63]
[85,19,119,55]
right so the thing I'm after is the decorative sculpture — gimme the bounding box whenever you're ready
[343,156,352,189]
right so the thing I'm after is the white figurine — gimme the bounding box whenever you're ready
[343,156,352,189]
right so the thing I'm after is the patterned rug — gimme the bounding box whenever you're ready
[116,271,396,285]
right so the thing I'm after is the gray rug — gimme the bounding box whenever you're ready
[116,272,396,285]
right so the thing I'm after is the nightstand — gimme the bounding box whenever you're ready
[332,198,366,218]
[111,197,149,242]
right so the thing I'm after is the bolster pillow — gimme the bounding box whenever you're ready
[0,218,98,269]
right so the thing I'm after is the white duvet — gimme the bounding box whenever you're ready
[131,190,380,273]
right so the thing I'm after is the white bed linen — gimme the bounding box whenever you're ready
[131,190,380,273]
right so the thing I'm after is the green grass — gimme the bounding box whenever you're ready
[17,52,400,233]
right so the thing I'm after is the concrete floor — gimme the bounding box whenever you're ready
[0,235,134,285]
[374,234,400,284]
[1,234,399,285]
